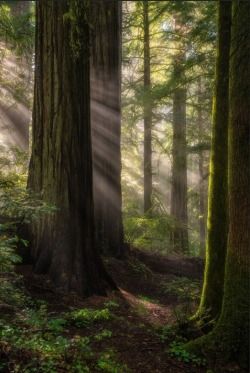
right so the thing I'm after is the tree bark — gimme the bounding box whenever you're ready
[187,2,249,367]
[28,0,114,295]
[8,1,30,16]
[90,0,124,258]
[195,1,231,322]
[143,0,153,214]
[197,79,206,258]
[171,18,188,253]
[209,1,250,363]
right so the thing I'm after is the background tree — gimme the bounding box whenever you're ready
[170,13,188,253]
[197,78,206,257]
[122,1,215,255]
[0,1,34,151]
[91,0,124,258]
[28,0,113,295]
[143,0,153,214]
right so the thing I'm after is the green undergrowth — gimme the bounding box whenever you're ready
[155,324,206,367]
[123,213,175,254]
[0,296,129,372]
[127,256,153,279]
[161,276,201,303]
[0,149,129,372]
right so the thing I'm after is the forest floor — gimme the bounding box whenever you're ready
[0,249,245,373]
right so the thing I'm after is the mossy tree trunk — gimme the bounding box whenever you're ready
[90,0,124,258]
[187,1,249,368]
[170,17,188,253]
[143,0,153,214]
[195,1,231,322]
[28,0,114,295]
[206,0,250,364]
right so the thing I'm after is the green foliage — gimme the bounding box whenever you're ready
[0,3,34,56]
[0,147,130,372]
[0,147,56,222]
[127,257,152,279]
[0,145,58,363]
[0,280,131,371]
[0,296,129,372]
[122,1,215,256]
[124,213,175,253]
[97,349,130,373]
[0,234,22,272]
[94,329,112,341]
[0,275,28,311]
[156,324,177,343]
[161,277,201,302]
[47,318,68,333]
[138,294,159,304]
[104,300,119,309]
[169,341,206,366]
[68,308,112,327]
[0,316,94,370]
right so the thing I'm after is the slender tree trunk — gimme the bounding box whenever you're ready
[197,80,206,257]
[171,20,188,253]
[187,2,249,367]
[198,152,206,257]
[195,1,231,322]
[90,0,124,258]
[143,0,153,214]
[8,1,30,16]
[28,0,114,295]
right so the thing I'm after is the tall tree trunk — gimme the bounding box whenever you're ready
[207,1,250,364]
[143,0,153,214]
[5,1,30,16]
[28,0,114,295]
[90,0,124,258]
[195,1,231,322]
[171,20,188,253]
[197,79,206,257]
[187,2,249,367]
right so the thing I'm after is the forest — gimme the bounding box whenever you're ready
[0,1,249,372]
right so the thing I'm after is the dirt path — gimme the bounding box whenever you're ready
[10,251,208,373]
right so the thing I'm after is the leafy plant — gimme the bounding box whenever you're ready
[47,318,68,333]
[97,349,129,373]
[156,325,177,343]
[127,257,152,279]
[161,277,201,302]
[0,3,34,56]
[68,308,112,327]
[124,214,175,253]
[104,300,119,309]
[94,329,113,341]
[169,341,206,366]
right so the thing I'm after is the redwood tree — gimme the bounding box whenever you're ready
[28,0,113,295]
[187,1,249,367]
[90,0,124,258]
[195,0,231,322]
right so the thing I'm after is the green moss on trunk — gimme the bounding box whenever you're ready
[195,0,231,323]
[185,1,250,368]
